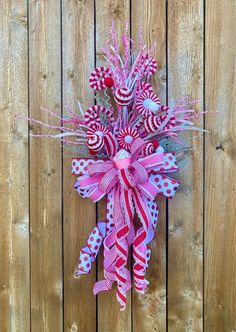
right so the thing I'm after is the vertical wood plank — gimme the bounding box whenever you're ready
[29,1,63,330]
[0,1,29,330]
[131,1,168,331]
[167,1,204,331]
[205,1,236,331]
[62,1,97,331]
[95,1,131,331]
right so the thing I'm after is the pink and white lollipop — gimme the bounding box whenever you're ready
[136,91,160,116]
[86,125,109,153]
[114,87,132,106]
[117,127,139,150]
[84,105,115,130]
[89,66,114,91]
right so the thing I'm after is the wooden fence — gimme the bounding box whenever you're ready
[0,0,235,331]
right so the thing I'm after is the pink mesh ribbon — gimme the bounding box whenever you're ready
[72,138,179,310]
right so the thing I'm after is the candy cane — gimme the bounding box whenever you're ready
[144,114,176,133]
[133,53,158,80]
[84,105,115,130]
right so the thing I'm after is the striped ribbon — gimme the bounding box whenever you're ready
[72,138,179,310]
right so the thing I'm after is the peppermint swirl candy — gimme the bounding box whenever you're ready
[117,127,139,150]
[114,87,132,106]
[142,142,155,156]
[89,66,113,91]
[86,125,109,152]
[135,81,153,98]
[84,105,115,130]
[144,114,176,133]
[133,53,158,79]
[140,81,153,93]
[136,91,160,116]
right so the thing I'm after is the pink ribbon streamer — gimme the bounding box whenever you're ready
[72,139,179,310]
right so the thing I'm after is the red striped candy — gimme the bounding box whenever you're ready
[144,114,176,133]
[133,53,158,79]
[136,91,160,116]
[86,125,109,152]
[84,105,114,130]
[117,127,139,150]
[140,81,153,93]
[142,142,155,156]
[114,87,132,106]
[89,66,113,91]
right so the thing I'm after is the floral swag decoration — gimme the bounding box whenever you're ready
[20,23,203,311]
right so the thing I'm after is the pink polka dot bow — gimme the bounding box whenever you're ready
[72,137,179,310]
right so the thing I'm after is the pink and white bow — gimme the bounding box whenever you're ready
[72,138,179,310]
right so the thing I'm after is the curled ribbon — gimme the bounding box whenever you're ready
[72,138,179,310]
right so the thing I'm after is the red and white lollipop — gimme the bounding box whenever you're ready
[89,66,114,91]
[114,87,132,106]
[136,91,160,116]
[117,127,139,150]
[86,125,109,153]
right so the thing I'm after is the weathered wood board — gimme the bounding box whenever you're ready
[205,1,236,331]
[62,1,96,331]
[0,1,29,331]
[29,1,63,331]
[167,1,204,331]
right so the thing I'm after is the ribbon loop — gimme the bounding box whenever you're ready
[72,149,179,309]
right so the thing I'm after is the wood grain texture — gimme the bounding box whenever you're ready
[205,1,236,331]
[131,1,168,331]
[95,1,131,331]
[62,1,96,331]
[1,1,236,330]
[29,1,63,331]
[0,1,29,331]
[167,1,204,331]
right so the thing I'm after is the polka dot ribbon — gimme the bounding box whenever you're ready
[72,139,179,310]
